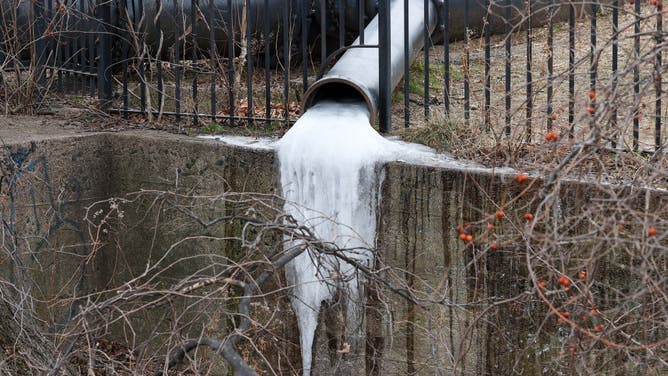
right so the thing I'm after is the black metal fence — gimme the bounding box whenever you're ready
[1,0,665,151]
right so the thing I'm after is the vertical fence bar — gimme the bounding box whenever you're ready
[282,0,289,126]
[264,0,270,124]
[0,7,4,64]
[589,0,597,129]
[172,0,181,121]
[484,0,490,129]
[547,0,554,131]
[245,0,252,123]
[611,0,618,148]
[0,4,5,92]
[72,0,79,94]
[192,0,199,125]
[227,0,235,126]
[504,0,511,137]
[79,0,85,95]
[45,0,51,84]
[378,0,391,132]
[443,0,449,113]
[633,0,640,151]
[655,2,662,151]
[209,0,216,121]
[34,0,47,92]
[320,0,326,63]
[138,0,146,112]
[463,0,469,124]
[424,0,430,119]
[121,0,129,117]
[97,0,112,110]
[57,26,63,92]
[525,0,532,140]
[338,0,345,47]
[302,0,309,90]
[77,0,84,93]
[568,2,574,135]
[64,15,71,94]
[88,0,96,97]
[404,0,409,128]
[359,0,365,44]
[157,0,165,114]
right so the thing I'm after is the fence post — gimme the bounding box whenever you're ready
[97,0,112,110]
[378,0,391,133]
[33,0,47,93]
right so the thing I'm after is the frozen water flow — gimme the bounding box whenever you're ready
[200,99,481,375]
[276,99,397,375]
[198,134,277,150]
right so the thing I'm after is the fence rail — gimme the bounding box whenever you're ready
[0,0,665,151]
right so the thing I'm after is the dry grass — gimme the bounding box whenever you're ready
[396,2,667,171]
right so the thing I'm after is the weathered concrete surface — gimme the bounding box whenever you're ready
[1,123,665,375]
[0,126,299,373]
[98,132,301,373]
[376,162,668,375]
[0,131,112,326]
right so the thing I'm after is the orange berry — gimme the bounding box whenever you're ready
[594,324,604,332]
[648,227,657,237]
[523,213,534,221]
[546,131,558,142]
[538,280,547,288]
[465,234,473,243]
[562,311,570,319]
[590,308,597,315]
[588,106,595,115]
[456,225,464,234]
[490,242,498,251]
[656,0,663,7]
[558,276,571,287]
[487,223,495,231]
[579,270,586,280]
[588,90,596,100]
[460,233,467,241]
[564,287,571,293]
[635,114,643,121]
[496,210,505,219]
[550,113,557,121]
[515,173,528,184]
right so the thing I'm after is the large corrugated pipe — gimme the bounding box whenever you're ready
[301,0,438,125]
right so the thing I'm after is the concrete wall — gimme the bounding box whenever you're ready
[375,162,667,375]
[0,129,665,375]
[0,130,299,373]
[0,134,112,327]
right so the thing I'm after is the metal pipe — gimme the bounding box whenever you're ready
[302,0,438,125]
[126,0,296,58]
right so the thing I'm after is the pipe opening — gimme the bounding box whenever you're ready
[302,79,376,125]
